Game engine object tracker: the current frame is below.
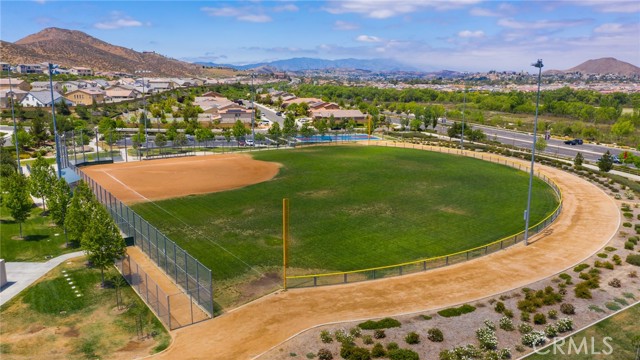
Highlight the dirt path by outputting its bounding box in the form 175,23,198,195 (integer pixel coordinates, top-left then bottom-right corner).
81,154,280,204
150,147,619,360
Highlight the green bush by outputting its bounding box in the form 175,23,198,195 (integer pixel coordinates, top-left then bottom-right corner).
371,343,386,358
388,349,419,360
558,273,572,282
573,264,589,272
626,254,640,266
340,345,370,360
427,328,444,342
499,316,514,331
548,309,558,320
623,212,633,219
420,315,432,320
358,318,401,330
518,323,533,334
604,246,617,252
386,342,399,351
597,253,608,258
575,283,592,299
623,222,632,228
533,313,547,325
373,329,386,339
608,278,621,288
317,349,333,360
404,332,420,345
350,327,362,338
625,241,635,250
437,304,476,318
320,330,333,343
545,324,558,338
630,236,639,245
494,301,506,313
503,309,514,318
613,254,622,265
362,335,374,345
521,311,531,322
594,260,614,270
605,302,621,311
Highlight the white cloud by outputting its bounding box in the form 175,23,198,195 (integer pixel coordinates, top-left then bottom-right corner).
594,23,626,33
94,13,144,30
334,20,359,30
324,0,480,19
274,4,299,12
469,7,499,17
356,35,382,42
201,6,272,22
579,1,640,13
498,18,591,30
458,30,485,38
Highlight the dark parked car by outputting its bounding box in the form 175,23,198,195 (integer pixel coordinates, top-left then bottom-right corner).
564,139,583,145
276,111,282,116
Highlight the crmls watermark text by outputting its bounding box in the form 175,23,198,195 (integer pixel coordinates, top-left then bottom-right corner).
534,337,614,356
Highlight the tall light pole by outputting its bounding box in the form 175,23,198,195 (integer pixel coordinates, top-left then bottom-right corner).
48,63,62,179
136,70,151,157
7,70,22,174
524,59,544,246
250,73,256,142
460,85,467,149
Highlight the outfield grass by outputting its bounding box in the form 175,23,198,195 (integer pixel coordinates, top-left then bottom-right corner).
132,146,559,281
0,205,78,261
525,303,640,359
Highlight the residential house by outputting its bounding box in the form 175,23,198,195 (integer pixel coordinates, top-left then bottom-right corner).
20,90,72,107
64,88,106,106
69,67,93,76
0,63,10,72
282,97,320,108
310,109,366,123
58,81,80,93
105,85,141,102
309,101,340,111
30,81,64,93
0,89,28,108
193,94,252,127
16,64,44,74
0,78,31,91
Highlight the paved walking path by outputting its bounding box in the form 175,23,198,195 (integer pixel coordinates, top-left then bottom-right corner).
0,251,85,306
150,146,620,360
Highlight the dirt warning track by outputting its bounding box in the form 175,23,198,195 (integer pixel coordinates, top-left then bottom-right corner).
81,154,280,204
144,150,618,360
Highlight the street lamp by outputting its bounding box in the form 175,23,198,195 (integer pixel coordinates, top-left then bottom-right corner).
136,70,151,157
7,70,22,174
250,73,256,143
460,85,467,149
48,63,62,179
524,59,544,246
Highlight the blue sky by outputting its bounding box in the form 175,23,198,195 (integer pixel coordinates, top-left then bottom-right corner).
1,0,639,72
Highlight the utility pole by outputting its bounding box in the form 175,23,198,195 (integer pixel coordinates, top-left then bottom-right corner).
7,70,22,174
524,59,544,246
460,85,466,149
48,63,62,178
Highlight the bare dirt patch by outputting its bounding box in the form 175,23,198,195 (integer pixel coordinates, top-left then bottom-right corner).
81,154,280,204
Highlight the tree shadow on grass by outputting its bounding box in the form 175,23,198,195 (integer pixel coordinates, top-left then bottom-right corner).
23,235,49,242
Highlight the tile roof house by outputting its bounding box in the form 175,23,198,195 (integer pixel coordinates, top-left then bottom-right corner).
310,109,367,123
105,85,141,102
0,89,28,108
30,81,64,93
0,78,31,91
193,95,253,127
20,90,72,107
64,88,106,106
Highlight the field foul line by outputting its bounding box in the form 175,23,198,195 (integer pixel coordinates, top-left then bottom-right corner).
99,170,264,277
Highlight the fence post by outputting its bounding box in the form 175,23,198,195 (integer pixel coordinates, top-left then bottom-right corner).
167,296,171,330
190,293,194,324
185,252,189,292
145,273,149,302
343,273,347,283
174,243,178,282
196,264,200,306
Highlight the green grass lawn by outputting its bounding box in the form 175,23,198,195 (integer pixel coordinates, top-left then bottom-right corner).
132,146,559,281
525,303,640,360
0,205,78,261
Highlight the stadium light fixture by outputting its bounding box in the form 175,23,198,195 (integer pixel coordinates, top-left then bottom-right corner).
48,63,62,178
524,59,544,246
7,71,22,174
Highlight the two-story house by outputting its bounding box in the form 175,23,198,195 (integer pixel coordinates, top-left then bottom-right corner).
64,88,106,106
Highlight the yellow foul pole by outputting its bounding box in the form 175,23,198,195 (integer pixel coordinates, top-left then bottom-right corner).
282,198,289,290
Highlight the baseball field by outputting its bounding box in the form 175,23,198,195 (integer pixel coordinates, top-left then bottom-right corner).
83,145,559,286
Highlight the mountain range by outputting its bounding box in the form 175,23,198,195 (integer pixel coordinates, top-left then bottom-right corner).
197,57,419,72
1,27,638,77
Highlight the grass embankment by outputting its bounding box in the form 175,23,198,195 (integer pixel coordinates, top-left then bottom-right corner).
0,257,170,359
525,303,640,360
132,146,559,281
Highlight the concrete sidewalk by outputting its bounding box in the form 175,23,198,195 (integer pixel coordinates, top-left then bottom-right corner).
0,251,85,306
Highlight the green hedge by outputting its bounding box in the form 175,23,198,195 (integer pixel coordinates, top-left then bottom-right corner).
437,304,476,318
358,317,402,330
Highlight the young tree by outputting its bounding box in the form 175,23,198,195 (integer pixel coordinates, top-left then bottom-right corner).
282,114,297,139
267,122,282,147
30,111,49,146
49,177,72,246
29,155,55,211
300,122,315,138
195,127,214,146
82,204,126,286
154,133,167,148
174,132,188,147
5,173,32,238
65,181,96,246
534,137,548,153
597,150,614,172
574,152,584,168
232,120,248,146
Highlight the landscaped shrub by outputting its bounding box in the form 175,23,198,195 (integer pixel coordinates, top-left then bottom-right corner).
630,236,639,245
575,283,593,299
623,222,632,228
476,327,498,350
545,324,558,338
623,212,633,219
388,348,419,360
629,270,638,278
626,254,640,266
427,328,444,342
503,309,514,319
589,305,605,313
518,323,533,334
614,297,629,306
386,342,399,351
499,316,514,331
605,302,621,311
560,303,575,315
484,319,496,331
340,345,370,360
594,260,614,270
521,311,531,322
605,246,617,252
349,327,362,338
494,301,506,313
439,345,482,360
420,315,432,320
533,313,547,325
597,253,608,258
405,332,420,345
317,348,333,360
358,318,401,330
371,343,386,358
437,304,476,318
373,329,386,339
613,255,622,265
574,264,590,272
334,329,355,345
558,273,572,282
522,331,547,347
362,335,374,345
556,318,573,333
608,278,622,288
320,330,333,343
548,309,558,320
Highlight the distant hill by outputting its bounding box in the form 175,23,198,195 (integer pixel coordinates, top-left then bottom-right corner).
544,57,640,76
0,27,207,77
197,57,418,72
